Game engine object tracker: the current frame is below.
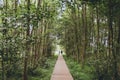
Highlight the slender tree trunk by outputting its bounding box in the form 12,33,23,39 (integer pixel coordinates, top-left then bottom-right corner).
1,0,8,79
117,18,120,54
1,35,5,80
81,2,87,66
23,0,30,80
108,0,118,79
96,5,100,58
114,17,120,80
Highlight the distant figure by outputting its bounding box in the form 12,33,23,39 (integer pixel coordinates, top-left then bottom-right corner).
61,50,63,55
59,50,63,55
59,51,61,55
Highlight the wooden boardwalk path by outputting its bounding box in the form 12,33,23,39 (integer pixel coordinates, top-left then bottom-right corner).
51,55,73,80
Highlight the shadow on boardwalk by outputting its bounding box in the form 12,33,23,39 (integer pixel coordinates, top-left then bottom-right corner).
51,55,73,80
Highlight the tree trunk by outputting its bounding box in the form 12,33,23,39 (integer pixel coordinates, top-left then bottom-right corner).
23,0,30,80
81,2,87,66
108,0,118,79
96,5,100,58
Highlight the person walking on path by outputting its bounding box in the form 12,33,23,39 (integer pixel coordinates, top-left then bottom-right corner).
61,50,63,55
59,50,63,55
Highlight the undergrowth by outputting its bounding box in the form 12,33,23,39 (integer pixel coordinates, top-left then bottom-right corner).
0,55,57,80
64,56,96,80
29,56,57,80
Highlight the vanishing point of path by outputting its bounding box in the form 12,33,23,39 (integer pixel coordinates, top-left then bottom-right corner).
51,55,73,80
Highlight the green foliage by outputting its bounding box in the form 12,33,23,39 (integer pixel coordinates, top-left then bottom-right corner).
0,0,120,80
0,0,59,80
28,56,57,80
65,56,95,80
